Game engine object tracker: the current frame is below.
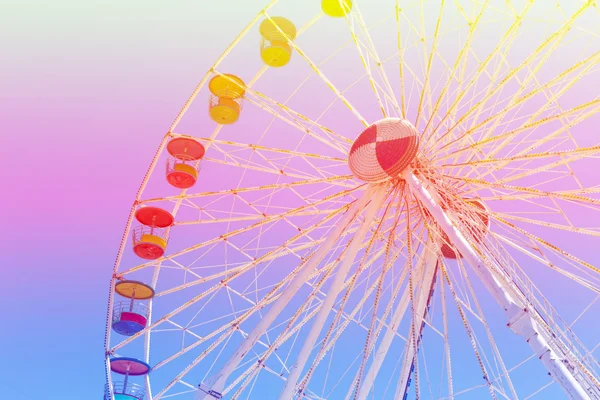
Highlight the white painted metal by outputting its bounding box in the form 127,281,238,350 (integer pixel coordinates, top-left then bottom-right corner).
144,264,162,400
354,241,438,400
440,268,454,399
105,354,115,400
404,171,593,400
196,185,380,400
393,248,438,400
278,185,388,400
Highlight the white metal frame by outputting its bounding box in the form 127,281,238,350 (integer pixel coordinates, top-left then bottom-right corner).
354,240,439,400
404,171,596,400
196,185,385,399
102,0,600,398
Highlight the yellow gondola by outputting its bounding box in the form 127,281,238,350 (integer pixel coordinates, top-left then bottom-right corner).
208,74,246,124
259,16,297,68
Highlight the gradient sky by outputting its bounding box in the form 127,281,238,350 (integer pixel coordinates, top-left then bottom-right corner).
1,1,260,398
2,1,599,399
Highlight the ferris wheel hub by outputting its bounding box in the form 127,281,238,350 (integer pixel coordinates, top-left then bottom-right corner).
348,118,419,183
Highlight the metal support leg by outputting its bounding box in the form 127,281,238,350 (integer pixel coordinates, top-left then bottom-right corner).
354,241,438,400
404,171,591,400
393,259,438,399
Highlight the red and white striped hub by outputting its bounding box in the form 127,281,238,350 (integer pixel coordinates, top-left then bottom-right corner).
348,118,420,182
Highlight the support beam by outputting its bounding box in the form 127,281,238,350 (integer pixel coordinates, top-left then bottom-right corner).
144,264,162,400
353,242,438,400
394,258,438,399
279,185,389,400
196,185,381,400
404,171,595,400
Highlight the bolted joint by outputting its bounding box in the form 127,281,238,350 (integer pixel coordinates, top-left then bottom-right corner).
505,303,536,339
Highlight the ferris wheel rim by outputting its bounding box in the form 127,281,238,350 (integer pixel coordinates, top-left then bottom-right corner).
104,1,600,399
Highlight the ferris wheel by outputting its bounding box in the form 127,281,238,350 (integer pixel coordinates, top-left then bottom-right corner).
103,0,600,399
